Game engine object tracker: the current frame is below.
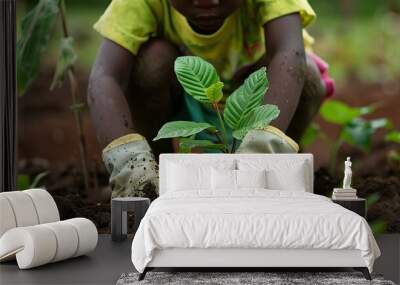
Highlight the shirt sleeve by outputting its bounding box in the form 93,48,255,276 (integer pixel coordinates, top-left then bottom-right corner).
93,0,159,55
255,0,316,27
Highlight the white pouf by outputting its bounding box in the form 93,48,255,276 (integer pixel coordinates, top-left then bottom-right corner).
0,196,17,237
0,218,98,269
0,189,98,269
1,191,40,227
24,188,60,223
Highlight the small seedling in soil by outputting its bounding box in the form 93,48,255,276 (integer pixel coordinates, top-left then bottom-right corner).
301,100,398,235
301,100,392,175
385,130,400,167
153,56,279,152
17,0,94,198
17,171,48,191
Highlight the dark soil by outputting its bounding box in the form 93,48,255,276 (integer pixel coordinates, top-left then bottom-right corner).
16,68,400,233
19,142,400,234
18,159,113,233
314,143,400,233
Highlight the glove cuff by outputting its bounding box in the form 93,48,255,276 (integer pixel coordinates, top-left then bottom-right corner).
103,133,146,154
256,126,299,153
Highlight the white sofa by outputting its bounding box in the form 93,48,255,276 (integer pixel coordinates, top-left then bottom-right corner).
132,154,380,280
0,189,98,269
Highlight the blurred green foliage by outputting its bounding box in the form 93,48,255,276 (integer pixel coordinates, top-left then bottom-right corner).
16,0,400,86
309,0,400,85
17,0,60,94
302,100,392,174
17,171,48,190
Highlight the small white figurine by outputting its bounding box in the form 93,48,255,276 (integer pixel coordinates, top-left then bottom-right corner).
343,157,352,189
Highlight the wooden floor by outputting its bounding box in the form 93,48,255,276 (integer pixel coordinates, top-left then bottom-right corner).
0,234,398,285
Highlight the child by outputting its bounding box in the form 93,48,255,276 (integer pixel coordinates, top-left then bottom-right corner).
88,0,334,198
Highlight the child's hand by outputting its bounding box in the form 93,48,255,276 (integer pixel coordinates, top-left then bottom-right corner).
236,126,299,153
102,134,159,199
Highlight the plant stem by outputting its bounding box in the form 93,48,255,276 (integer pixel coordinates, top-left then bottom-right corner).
230,138,237,153
213,103,228,151
213,131,224,145
329,136,344,176
59,0,90,195
206,129,226,153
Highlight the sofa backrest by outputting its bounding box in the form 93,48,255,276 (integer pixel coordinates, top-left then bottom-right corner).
159,154,314,195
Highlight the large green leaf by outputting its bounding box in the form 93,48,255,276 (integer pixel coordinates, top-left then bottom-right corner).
233,104,280,139
174,56,219,103
50,37,77,90
224,67,268,130
320,100,373,125
153,121,216,141
179,138,225,153
341,118,389,151
17,0,60,94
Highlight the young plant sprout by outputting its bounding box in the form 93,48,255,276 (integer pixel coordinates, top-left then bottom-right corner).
301,100,392,174
153,56,280,153
17,0,92,196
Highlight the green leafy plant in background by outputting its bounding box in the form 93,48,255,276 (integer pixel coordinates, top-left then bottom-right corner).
366,192,387,236
385,130,400,166
301,100,392,175
154,56,279,153
17,172,48,191
17,0,90,194
300,100,395,236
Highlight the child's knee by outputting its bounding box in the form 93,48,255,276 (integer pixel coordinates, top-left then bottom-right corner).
132,38,180,89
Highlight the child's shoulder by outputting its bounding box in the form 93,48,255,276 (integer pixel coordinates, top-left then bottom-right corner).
246,0,316,28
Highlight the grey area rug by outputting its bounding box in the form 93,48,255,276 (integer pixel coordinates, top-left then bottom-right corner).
116,272,395,285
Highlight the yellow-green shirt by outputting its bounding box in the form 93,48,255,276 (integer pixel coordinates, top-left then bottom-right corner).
94,0,316,86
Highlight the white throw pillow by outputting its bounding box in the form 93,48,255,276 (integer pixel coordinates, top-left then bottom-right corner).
168,163,211,191
265,166,307,191
236,169,267,189
212,168,237,190
237,159,308,191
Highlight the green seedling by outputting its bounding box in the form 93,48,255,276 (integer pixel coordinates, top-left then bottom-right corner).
17,171,48,191
301,100,391,174
154,56,279,153
385,130,400,165
17,0,90,194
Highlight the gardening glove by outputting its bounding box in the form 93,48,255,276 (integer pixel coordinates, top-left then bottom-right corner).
102,134,158,200
236,126,299,154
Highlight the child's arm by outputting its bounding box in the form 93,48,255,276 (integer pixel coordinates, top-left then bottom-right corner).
88,39,159,198
88,39,136,148
262,13,306,131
